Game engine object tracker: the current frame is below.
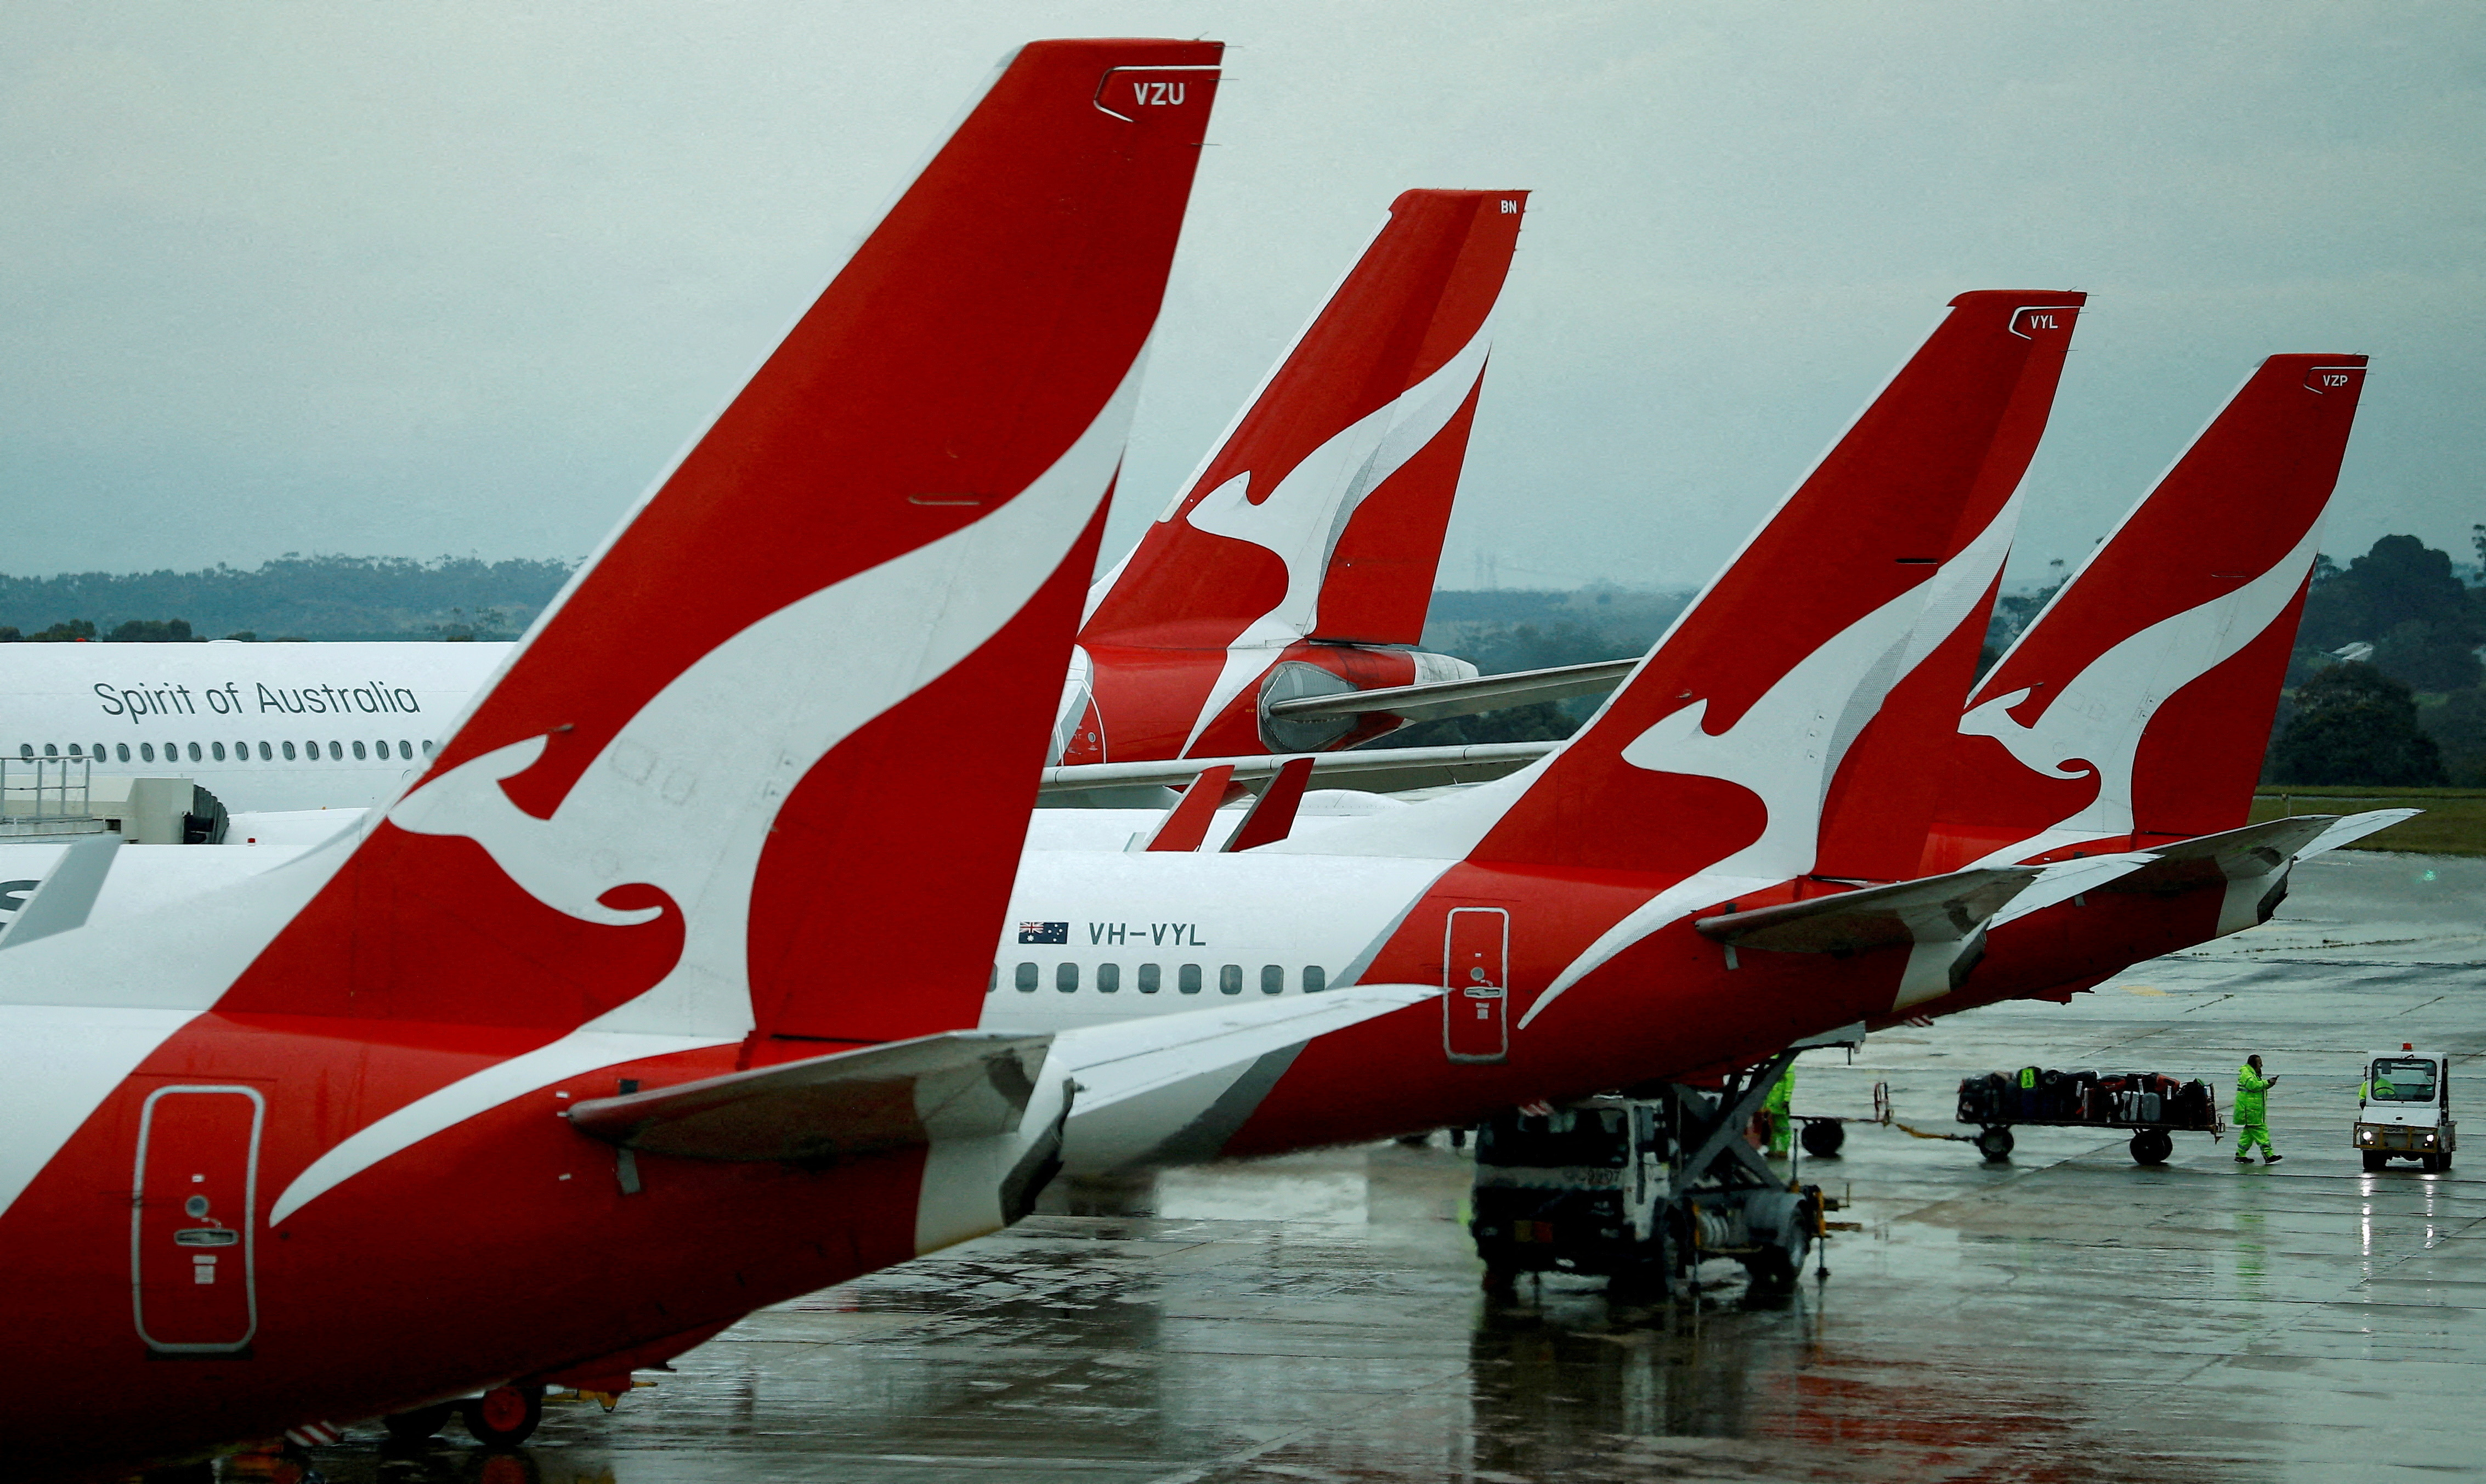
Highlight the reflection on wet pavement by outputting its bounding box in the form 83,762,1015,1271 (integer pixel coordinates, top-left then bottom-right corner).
304,851,2482,1483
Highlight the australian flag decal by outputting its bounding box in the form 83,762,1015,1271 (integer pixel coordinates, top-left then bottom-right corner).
1017,921,1069,945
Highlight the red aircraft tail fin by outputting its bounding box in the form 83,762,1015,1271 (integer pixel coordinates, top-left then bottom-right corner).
1373,293,2081,883
1082,189,1528,651
1933,354,2369,866
218,39,1223,1047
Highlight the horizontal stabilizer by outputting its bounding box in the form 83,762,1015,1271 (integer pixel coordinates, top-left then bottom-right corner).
1040,740,1551,801
1222,756,1316,851
1697,852,2152,1011
2296,808,2422,860
1142,764,1235,851
1983,852,2164,928
1697,852,2159,954
1056,983,1441,1173
2094,814,2338,896
1697,869,2040,954
0,835,119,950
565,1030,1050,1163
1262,657,1635,724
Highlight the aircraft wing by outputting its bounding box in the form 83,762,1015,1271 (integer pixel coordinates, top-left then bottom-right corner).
1696,854,2157,953
564,1030,1051,1162
1054,982,1443,1173
1038,741,1553,801
2094,814,2340,895
1057,983,1441,1108
1985,852,2170,927
1261,657,1636,725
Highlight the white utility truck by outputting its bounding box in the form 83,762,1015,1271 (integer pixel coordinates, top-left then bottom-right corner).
2355,1046,2455,1173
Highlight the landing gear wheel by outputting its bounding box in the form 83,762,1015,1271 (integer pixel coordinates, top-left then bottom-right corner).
1741,1245,1798,1289
2363,1150,2388,1172
2128,1129,2173,1165
383,1403,456,1442
1975,1126,2014,1162
461,1386,543,1448
1800,1119,1845,1158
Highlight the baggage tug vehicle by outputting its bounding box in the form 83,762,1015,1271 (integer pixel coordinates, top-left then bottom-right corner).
2357,1045,2456,1173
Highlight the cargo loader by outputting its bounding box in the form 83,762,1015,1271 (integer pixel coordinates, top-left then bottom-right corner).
1469,1041,1849,1300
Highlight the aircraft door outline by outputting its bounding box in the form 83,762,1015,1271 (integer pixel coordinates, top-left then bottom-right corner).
131,1084,265,1355
1443,907,1510,1063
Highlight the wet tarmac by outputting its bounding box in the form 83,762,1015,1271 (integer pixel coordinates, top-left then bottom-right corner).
299,849,2482,1483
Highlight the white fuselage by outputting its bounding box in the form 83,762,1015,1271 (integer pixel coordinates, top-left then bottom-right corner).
2,642,511,812
0,800,1468,1043
979,844,1453,1034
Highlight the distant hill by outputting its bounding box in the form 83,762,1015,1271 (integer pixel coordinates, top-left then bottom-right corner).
1421,586,1693,664
0,554,576,641
1378,586,1696,749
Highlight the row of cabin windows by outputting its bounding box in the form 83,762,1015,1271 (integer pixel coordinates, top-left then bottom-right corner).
996,961,1327,996
19,739,435,764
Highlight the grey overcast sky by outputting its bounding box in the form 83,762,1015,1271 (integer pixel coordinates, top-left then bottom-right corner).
3,3,2480,592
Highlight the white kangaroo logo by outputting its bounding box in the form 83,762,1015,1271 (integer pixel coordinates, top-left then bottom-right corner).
271,366,1143,1226
1525,496,2021,1023
1171,316,1495,752
1957,522,2320,860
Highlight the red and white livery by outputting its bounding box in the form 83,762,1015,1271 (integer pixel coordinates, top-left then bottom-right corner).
0,39,1228,1471
1066,189,1531,762
1895,352,2398,1022
988,293,2100,1168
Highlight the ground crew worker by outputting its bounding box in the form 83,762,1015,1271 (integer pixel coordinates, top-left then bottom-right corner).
2235,1055,2282,1164
1760,1063,1796,1159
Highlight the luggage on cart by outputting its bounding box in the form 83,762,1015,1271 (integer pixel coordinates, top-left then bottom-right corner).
1959,1072,2008,1123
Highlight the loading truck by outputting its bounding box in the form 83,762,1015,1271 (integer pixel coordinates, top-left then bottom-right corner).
2355,1045,2455,1172
1468,1049,1829,1298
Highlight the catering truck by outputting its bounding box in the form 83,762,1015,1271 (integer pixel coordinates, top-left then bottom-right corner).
2355,1046,2455,1173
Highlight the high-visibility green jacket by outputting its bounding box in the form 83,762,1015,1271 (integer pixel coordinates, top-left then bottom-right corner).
2235,1065,2270,1123
1765,1067,1795,1115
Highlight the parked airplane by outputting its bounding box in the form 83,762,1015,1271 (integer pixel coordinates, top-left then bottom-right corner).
1884,352,2407,1022
978,291,2104,1168
0,38,1284,1471
2,191,1528,816
3,641,504,811
1008,352,2408,1147
12,293,2106,1208
1066,187,1526,762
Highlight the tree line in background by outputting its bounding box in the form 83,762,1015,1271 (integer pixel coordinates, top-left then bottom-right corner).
8,530,2479,788
0,554,572,643
1389,526,2486,789
2267,529,2486,787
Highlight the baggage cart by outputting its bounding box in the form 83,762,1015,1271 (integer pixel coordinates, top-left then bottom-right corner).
1955,1066,2223,1165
